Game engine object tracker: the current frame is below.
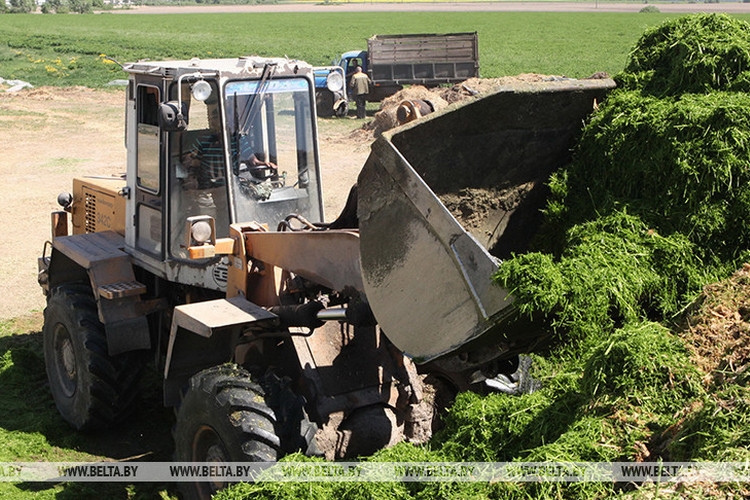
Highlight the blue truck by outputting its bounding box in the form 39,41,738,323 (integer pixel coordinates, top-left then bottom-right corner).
315,32,480,117
346,32,480,101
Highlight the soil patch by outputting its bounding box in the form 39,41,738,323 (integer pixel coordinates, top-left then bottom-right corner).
365,73,571,137
684,263,750,386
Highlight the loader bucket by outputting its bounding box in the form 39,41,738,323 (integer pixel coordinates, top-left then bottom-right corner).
357,77,616,363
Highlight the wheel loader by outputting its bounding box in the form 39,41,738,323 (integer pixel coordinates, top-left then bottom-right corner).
37,55,614,499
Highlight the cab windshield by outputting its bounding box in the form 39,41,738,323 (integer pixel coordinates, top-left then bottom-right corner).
225,78,322,227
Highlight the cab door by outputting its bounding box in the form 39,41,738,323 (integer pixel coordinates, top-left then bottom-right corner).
134,84,164,258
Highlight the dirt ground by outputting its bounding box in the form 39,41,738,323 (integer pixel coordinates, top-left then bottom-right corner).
0,86,371,320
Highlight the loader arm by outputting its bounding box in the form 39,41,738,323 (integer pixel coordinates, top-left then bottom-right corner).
226,224,365,306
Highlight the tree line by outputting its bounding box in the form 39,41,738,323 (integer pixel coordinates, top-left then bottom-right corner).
1,0,107,14
1,0,277,14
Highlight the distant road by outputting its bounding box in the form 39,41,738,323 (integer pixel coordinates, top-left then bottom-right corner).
116,2,750,14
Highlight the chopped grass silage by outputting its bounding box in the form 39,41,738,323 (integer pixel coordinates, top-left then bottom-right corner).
511,12,750,368
664,385,750,463
496,211,711,345
580,322,703,414
439,323,702,462
618,13,750,96
544,14,750,265
545,90,750,263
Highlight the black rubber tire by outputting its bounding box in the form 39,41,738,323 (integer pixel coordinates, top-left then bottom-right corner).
173,364,281,500
315,89,335,118
42,283,144,431
335,101,349,118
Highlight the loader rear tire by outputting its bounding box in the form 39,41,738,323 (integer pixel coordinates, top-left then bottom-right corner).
174,364,318,500
42,283,144,431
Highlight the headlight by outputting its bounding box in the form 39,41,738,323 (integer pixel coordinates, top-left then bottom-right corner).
191,220,213,244
326,71,344,92
191,80,212,102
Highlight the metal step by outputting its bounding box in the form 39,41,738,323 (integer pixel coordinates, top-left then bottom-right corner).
98,280,147,300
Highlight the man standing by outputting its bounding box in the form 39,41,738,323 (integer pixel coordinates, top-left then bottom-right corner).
349,66,370,119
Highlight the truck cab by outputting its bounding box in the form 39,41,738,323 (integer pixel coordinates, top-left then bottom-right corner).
336,50,368,77
335,49,399,102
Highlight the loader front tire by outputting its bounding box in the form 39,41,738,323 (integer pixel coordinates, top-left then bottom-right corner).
43,284,143,431
174,364,315,500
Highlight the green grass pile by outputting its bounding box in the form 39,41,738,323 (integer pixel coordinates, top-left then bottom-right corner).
546,90,750,263
547,14,750,264
496,211,708,343
618,13,750,96
482,12,750,497
524,15,750,340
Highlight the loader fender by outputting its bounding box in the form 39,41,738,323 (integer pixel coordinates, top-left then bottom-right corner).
162,296,279,407
45,230,151,355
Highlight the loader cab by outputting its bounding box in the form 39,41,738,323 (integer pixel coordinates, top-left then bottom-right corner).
124,58,324,290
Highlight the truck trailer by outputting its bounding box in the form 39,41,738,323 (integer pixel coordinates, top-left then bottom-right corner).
334,32,480,102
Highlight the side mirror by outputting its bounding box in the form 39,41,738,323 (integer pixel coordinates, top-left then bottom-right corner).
158,101,188,132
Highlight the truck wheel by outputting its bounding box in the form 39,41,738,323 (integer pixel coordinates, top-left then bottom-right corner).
315,89,334,118
174,364,317,500
335,101,349,118
42,284,144,431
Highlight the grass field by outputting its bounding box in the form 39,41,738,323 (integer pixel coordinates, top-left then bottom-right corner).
0,11,726,87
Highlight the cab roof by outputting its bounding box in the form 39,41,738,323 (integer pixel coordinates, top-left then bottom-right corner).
124,56,313,80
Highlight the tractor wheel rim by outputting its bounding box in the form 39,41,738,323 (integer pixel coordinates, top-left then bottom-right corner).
192,425,228,497
53,324,77,398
